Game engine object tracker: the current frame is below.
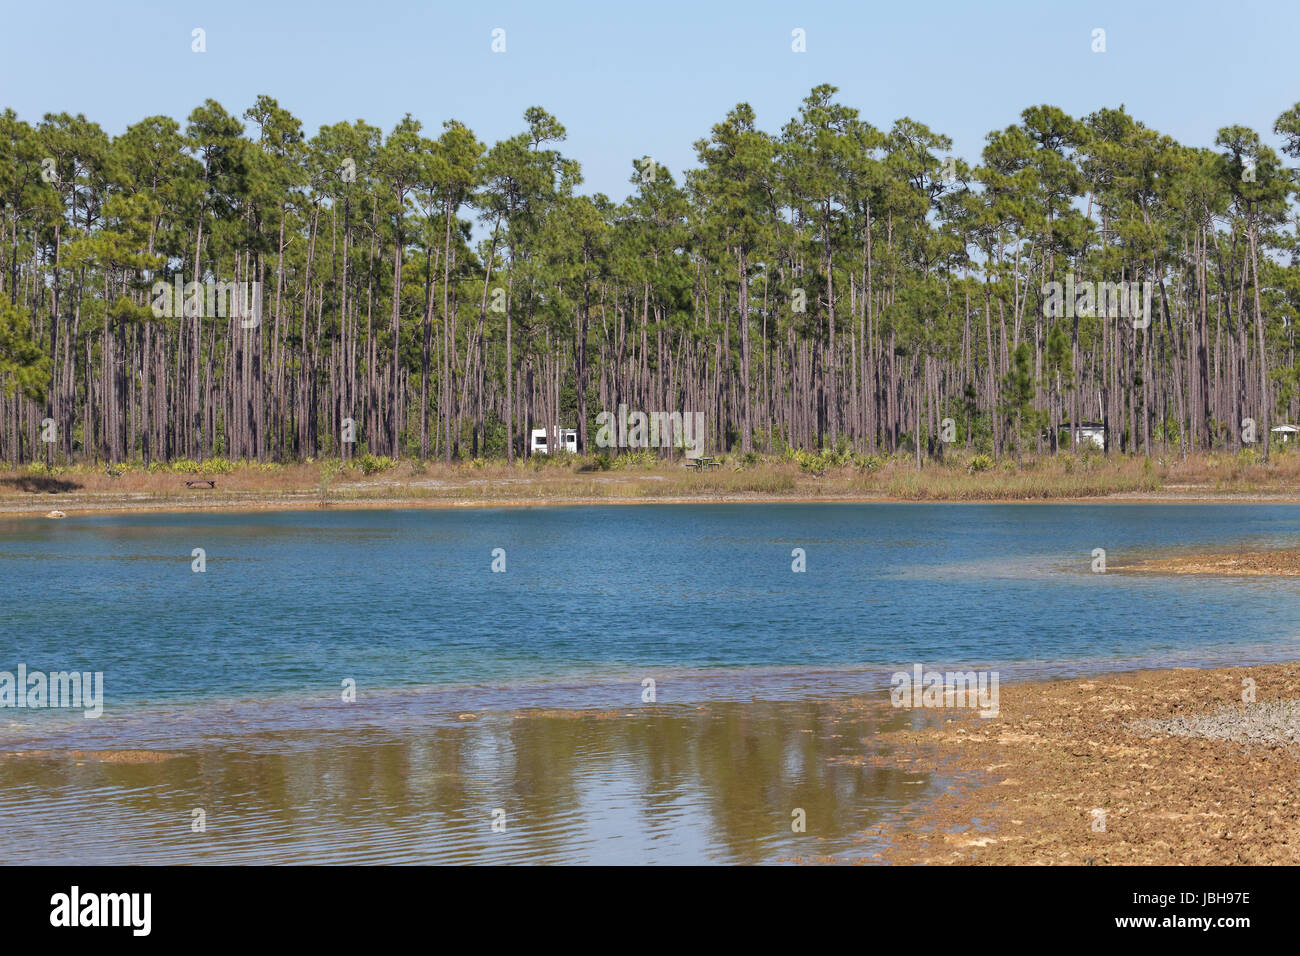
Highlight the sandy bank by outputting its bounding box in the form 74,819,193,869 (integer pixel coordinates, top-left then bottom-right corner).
1116,550,1300,576
868,662,1300,864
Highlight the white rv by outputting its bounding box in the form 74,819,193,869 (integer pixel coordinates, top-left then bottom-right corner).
530,427,578,455
1061,421,1106,449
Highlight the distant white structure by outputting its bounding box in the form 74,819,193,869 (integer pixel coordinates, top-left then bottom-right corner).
1064,421,1105,449
1271,424,1299,443
530,427,577,455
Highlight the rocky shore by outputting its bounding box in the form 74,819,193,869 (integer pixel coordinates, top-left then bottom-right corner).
867,663,1300,865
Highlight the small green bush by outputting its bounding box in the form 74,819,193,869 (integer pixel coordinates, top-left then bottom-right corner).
203,458,237,475
611,450,658,469
354,453,395,476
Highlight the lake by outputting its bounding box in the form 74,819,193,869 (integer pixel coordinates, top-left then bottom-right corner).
1,503,1298,862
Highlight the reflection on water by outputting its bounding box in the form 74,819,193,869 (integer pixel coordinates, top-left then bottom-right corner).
0,694,938,864
6,502,1300,863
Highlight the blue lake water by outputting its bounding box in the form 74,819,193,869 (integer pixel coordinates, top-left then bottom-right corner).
2,503,1299,720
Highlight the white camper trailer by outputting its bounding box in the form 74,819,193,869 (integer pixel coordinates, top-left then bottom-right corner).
530,428,578,455
1061,421,1106,449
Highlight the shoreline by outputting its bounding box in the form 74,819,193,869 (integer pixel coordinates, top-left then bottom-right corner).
8,488,1300,519
869,661,1300,865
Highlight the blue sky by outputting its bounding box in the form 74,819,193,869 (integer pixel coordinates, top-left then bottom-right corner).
1,0,1297,200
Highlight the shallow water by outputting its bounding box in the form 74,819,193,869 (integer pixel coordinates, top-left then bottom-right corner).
0,695,942,864
1,503,1298,863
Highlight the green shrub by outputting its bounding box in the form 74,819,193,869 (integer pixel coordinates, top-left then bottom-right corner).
202,457,237,475
611,450,658,469
794,449,838,475
354,453,395,476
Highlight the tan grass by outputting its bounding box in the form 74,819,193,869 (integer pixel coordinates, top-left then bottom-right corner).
4,449,1300,515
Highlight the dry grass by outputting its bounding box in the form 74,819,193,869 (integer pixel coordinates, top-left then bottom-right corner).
0,462,322,496
1161,447,1300,490
3,448,1300,515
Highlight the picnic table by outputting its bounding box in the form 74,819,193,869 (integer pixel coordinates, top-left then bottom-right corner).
185,479,216,489
686,456,720,471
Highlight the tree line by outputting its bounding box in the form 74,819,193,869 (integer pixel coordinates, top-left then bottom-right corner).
2,86,1299,466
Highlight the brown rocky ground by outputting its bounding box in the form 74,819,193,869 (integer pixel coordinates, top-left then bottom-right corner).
1116,550,1300,576
862,663,1300,864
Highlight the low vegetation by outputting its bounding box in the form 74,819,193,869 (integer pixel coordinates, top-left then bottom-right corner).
5,447,1300,513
